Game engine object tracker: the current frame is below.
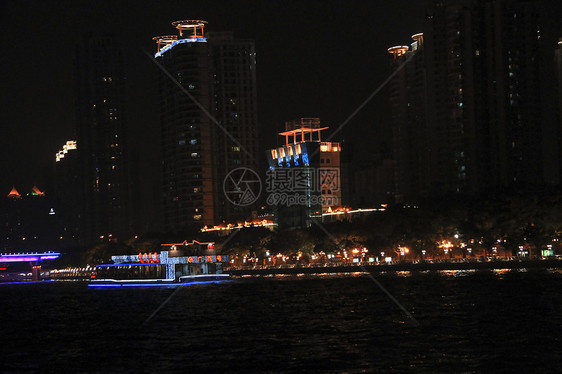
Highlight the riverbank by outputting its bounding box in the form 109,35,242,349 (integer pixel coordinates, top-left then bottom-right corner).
227,258,562,276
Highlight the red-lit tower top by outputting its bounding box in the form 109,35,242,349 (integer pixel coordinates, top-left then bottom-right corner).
152,35,178,52
171,20,208,37
278,118,329,145
388,45,410,59
153,20,208,53
411,33,423,46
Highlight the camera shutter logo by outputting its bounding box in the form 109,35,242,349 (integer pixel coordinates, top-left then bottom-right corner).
223,167,262,206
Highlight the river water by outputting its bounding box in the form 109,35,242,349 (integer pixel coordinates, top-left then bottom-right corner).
1,269,561,373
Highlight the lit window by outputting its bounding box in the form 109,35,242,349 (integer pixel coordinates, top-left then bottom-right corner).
193,214,202,220
190,139,197,145
191,152,199,158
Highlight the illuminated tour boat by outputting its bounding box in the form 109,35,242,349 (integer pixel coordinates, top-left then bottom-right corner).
89,240,230,287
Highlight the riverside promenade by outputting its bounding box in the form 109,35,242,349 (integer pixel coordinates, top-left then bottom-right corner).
227,258,562,276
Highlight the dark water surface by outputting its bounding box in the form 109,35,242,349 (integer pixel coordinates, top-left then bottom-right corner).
1,269,561,373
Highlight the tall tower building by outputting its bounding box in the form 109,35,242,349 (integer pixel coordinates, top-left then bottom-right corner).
153,20,259,233
388,35,429,201
556,38,562,177
389,0,545,200
266,118,341,230
75,35,131,244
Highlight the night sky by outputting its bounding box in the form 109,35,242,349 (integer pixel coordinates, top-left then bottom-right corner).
0,0,558,194
0,0,427,193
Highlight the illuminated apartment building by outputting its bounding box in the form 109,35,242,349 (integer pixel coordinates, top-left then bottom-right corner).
75,35,131,244
266,118,341,230
153,20,259,233
389,0,545,199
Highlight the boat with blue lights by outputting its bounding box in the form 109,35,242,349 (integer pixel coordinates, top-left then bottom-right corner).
89,240,231,287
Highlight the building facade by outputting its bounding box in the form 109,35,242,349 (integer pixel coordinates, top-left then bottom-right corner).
75,35,131,244
389,0,547,200
266,118,341,230
153,20,259,233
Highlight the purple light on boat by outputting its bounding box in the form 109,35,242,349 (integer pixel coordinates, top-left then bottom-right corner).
88,280,230,288
39,255,61,260
0,252,61,263
0,256,40,262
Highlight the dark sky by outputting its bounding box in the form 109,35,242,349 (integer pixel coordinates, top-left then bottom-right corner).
0,0,426,193
1,0,559,194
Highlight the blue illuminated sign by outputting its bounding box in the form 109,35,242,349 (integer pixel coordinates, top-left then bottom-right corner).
88,280,230,288
0,252,61,263
97,263,157,268
155,38,207,57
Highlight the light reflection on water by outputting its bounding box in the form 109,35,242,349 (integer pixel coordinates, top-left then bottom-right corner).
438,269,476,277
1,270,560,372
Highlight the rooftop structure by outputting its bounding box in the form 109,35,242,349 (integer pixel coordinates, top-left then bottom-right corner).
55,140,77,163
7,187,21,199
266,119,342,229
153,20,259,231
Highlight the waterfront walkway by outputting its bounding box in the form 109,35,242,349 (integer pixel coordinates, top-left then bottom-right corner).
227,258,562,276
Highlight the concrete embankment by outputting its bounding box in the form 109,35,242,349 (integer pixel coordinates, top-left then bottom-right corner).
228,258,562,276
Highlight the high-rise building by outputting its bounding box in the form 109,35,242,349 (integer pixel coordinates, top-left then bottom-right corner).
388,0,546,200
54,140,82,248
266,118,341,230
556,38,562,177
75,35,131,244
153,20,259,233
